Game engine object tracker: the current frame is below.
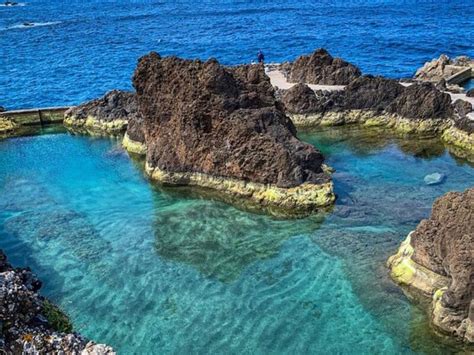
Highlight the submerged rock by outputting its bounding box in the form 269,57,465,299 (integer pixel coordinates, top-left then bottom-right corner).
387,188,473,344
132,52,334,213
423,172,445,185
287,48,361,85
0,250,114,354
64,90,138,135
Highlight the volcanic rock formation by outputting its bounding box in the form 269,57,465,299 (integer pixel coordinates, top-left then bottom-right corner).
64,90,138,135
281,75,474,153
387,188,473,344
286,48,361,85
415,54,474,83
132,52,334,213
0,250,114,354
282,76,453,131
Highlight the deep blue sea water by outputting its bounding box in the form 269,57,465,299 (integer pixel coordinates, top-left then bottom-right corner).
1,0,474,109
0,127,473,354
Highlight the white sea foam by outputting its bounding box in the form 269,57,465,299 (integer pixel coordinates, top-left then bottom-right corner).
6,21,61,30
0,2,27,6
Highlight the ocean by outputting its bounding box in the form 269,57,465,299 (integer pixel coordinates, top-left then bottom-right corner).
1,0,474,109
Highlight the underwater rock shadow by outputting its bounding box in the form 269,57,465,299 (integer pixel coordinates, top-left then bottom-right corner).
150,190,327,283
299,125,447,160
0,178,116,286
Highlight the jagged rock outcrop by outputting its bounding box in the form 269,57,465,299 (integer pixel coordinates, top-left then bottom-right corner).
414,54,474,83
386,82,454,120
132,52,334,214
281,83,327,114
281,76,474,153
286,48,361,85
453,99,473,118
64,90,138,135
122,110,146,155
0,250,114,354
282,76,454,132
387,188,473,343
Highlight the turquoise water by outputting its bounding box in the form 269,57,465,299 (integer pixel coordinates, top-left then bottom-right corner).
0,127,473,354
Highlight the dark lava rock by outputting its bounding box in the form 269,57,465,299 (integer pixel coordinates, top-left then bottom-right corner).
410,188,473,342
466,88,474,98
0,250,114,354
281,83,327,114
133,52,329,188
453,116,474,134
387,82,454,120
288,48,361,85
283,76,455,122
125,109,145,144
65,90,138,123
335,76,405,112
453,99,473,118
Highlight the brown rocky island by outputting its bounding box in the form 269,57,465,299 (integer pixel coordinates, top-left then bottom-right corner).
131,52,335,214
388,188,473,344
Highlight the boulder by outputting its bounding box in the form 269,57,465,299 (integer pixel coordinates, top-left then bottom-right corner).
386,82,454,120
388,188,473,343
414,54,451,82
423,172,445,185
64,90,138,134
453,99,473,118
287,48,361,85
335,76,405,112
281,83,326,114
132,52,334,213
466,88,474,98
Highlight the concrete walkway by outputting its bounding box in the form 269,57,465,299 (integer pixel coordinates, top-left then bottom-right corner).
267,68,474,120
266,68,344,91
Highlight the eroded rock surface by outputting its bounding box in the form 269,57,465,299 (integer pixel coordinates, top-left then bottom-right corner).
415,54,474,82
388,188,473,343
132,52,334,212
0,250,114,354
64,90,138,134
282,76,454,131
286,48,361,85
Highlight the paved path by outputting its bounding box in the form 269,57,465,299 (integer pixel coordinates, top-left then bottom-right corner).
266,68,344,91
267,68,474,120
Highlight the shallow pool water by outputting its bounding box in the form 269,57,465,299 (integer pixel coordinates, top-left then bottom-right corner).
0,127,473,354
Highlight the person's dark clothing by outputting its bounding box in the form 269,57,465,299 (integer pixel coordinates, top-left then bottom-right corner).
257,51,265,63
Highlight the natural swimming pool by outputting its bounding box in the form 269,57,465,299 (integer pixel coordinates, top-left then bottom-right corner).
0,126,473,354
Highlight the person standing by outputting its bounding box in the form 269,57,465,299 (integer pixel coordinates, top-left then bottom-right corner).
257,50,265,63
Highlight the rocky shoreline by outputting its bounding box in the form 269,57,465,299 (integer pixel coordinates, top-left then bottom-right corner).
388,188,473,344
276,51,474,153
0,250,114,354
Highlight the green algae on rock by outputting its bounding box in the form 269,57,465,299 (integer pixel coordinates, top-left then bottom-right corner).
387,188,474,344
281,76,474,155
122,132,147,155
63,90,136,135
0,117,17,137
146,163,335,215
